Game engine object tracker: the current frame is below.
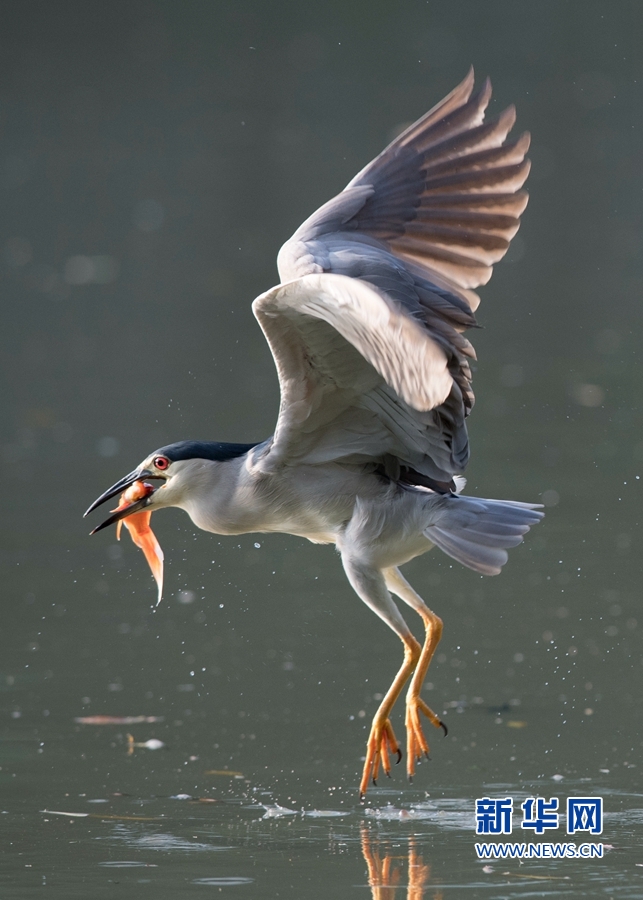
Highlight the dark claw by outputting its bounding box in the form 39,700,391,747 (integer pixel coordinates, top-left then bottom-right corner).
359,792,366,802
395,748,403,765
440,720,448,737
424,751,430,760
386,770,391,779
408,775,413,784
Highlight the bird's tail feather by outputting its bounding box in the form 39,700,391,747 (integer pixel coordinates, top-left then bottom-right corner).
425,495,544,576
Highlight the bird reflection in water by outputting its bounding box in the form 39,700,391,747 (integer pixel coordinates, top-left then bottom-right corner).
360,828,442,900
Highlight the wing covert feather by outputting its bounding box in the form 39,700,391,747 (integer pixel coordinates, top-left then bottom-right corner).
253,274,453,470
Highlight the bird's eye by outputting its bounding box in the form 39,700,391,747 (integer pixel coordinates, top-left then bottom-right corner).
154,456,170,471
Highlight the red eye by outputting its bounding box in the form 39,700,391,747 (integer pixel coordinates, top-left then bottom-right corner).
154,455,170,471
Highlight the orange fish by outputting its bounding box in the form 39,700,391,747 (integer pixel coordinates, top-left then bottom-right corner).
112,481,164,605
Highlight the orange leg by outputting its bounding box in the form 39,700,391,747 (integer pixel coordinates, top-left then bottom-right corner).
359,634,421,798
405,607,444,778
383,567,446,781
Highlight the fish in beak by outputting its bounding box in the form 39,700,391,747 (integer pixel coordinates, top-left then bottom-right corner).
84,468,156,519
85,473,164,606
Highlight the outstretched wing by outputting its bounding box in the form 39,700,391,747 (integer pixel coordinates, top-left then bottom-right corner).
255,71,529,484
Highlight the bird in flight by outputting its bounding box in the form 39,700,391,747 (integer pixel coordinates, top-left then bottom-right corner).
85,70,542,798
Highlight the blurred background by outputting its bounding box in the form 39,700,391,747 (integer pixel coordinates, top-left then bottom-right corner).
2,1,643,896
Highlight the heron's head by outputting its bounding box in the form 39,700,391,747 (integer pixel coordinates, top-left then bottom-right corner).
84,440,258,533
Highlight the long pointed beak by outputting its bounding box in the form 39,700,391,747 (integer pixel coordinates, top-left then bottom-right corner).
89,492,154,535
84,469,154,518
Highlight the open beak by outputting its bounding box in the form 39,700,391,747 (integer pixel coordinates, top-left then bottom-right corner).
84,469,164,533
84,469,153,517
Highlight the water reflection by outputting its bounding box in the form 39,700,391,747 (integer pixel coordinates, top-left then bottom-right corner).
361,828,441,900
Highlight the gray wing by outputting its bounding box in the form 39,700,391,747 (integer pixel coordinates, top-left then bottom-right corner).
259,70,529,484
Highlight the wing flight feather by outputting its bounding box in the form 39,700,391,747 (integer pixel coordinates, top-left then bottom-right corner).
257,71,529,484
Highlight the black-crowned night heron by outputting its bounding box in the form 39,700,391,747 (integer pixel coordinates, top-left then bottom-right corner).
85,70,543,797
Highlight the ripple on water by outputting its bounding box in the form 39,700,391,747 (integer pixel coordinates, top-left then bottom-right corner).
106,824,230,852
365,798,475,830
303,809,347,818
260,805,346,819
98,861,159,868
192,877,254,886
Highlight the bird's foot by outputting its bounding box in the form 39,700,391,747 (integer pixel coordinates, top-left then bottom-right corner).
405,695,447,780
359,717,402,799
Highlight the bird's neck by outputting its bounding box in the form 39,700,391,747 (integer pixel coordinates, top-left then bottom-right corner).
177,450,268,535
